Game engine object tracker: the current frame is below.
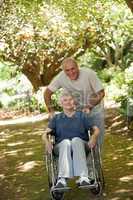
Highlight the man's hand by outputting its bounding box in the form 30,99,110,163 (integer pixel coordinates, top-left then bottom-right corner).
44,88,55,118
48,111,55,120
82,107,91,114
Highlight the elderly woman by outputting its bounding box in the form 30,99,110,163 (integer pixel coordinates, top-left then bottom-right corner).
42,93,99,189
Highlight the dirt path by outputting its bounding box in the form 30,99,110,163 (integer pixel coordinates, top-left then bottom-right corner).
105,107,132,136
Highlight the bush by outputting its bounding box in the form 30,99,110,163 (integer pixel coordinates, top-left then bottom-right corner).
112,71,125,88
0,62,19,80
98,68,114,83
8,96,38,112
114,65,133,116
0,101,3,108
51,90,63,111
115,95,127,116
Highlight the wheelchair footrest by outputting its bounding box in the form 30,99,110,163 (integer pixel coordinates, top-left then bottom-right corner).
51,186,71,192
78,182,98,189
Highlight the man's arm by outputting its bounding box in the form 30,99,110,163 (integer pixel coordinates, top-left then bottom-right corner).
88,89,105,109
44,88,55,117
83,89,105,113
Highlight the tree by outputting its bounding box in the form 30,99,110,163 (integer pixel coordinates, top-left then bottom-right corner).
0,0,132,91
86,2,132,69
0,0,96,90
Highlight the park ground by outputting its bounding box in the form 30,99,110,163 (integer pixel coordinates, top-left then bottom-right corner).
0,105,133,200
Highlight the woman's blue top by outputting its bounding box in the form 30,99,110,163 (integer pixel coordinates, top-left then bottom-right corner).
48,111,94,143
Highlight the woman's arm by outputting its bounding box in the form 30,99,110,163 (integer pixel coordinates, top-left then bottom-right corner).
42,127,53,153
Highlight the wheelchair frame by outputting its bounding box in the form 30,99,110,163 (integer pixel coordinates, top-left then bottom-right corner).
44,131,105,200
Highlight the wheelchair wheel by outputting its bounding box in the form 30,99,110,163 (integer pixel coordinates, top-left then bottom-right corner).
46,153,54,188
127,116,133,130
45,152,58,188
46,152,65,200
90,181,102,195
50,190,64,200
90,145,105,195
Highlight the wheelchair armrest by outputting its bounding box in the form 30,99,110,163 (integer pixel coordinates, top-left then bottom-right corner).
88,127,99,149
43,128,55,145
42,130,56,154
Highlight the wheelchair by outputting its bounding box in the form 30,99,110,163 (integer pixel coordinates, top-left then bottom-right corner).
127,97,133,130
44,131,105,200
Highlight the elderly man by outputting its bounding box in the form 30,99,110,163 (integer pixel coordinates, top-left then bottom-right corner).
44,57,105,147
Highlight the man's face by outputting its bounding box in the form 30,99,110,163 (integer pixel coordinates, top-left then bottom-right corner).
63,62,79,80
60,95,75,110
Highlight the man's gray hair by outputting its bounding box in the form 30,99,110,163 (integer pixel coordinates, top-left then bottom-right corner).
61,57,78,69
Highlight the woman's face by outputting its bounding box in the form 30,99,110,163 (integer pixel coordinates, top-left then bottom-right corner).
60,95,75,110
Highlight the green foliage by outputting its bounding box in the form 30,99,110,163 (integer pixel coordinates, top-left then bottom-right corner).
51,90,63,111
0,62,19,80
38,103,46,113
0,0,132,86
0,101,3,108
2,88,16,96
114,65,133,116
112,71,125,88
27,96,38,112
8,96,38,112
98,68,113,83
79,50,106,70
115,95,127,115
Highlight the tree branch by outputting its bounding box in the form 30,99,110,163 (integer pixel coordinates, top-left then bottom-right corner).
125,0,133,12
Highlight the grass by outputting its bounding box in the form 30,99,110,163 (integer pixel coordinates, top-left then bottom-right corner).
0,124,49,200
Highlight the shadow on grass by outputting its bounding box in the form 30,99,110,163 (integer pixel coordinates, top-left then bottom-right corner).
105,107,133,137
0,124,50,200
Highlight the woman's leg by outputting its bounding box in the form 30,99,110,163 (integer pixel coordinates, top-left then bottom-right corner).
71,137,88,177
56,139,73,178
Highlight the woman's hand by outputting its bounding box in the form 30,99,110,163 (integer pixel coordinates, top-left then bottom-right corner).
46,142,53,154
42,128,53,154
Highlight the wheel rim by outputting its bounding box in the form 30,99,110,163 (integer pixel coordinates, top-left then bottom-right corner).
51,190,64,200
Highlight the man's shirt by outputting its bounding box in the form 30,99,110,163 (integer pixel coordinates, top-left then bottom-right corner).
48,68,104,113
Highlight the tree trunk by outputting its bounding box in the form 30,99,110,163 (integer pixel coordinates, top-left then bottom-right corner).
125,0,133,12
22,62,43,91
